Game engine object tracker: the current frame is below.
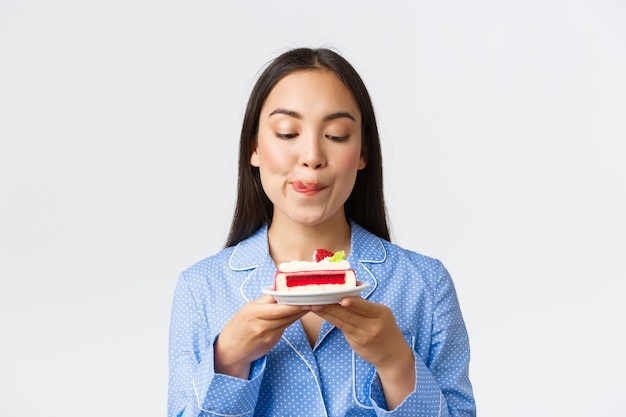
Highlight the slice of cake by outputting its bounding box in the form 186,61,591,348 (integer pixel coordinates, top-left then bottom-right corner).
274,249,357,292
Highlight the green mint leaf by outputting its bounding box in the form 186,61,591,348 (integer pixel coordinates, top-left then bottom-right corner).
329,250,345,262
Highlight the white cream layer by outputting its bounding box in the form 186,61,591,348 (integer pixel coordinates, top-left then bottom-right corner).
278,259,350,272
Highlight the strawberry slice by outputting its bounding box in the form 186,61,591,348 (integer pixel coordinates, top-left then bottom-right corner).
313,248,334,262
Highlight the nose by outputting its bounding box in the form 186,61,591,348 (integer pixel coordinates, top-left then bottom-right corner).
300,135,326,169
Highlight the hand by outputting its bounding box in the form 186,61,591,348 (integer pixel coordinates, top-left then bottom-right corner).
312,297,416,409
214,295,308,379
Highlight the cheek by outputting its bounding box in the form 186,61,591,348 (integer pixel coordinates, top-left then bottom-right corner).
337,146,365,172
257,139,289,173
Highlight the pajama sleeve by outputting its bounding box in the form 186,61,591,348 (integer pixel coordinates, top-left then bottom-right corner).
168,273,266,417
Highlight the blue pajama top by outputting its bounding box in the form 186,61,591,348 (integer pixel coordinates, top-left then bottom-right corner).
168,221,476,416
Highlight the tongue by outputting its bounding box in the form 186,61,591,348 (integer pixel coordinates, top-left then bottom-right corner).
293,181,313,190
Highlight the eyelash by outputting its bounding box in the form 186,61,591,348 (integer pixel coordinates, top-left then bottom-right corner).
275,133,349,142
326,135,349,142
276,133,298,139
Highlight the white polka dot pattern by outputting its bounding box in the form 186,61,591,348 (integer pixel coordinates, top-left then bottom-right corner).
168,221,476,416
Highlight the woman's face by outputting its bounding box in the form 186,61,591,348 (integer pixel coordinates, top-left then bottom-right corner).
251,69,366,228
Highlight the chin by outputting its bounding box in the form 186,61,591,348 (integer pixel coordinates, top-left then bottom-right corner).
290,211,345,228
280,210,329,227
275,204,345,228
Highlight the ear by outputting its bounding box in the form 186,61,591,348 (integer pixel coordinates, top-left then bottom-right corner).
358,154,366,170
358,143,367,170
250,147,260,167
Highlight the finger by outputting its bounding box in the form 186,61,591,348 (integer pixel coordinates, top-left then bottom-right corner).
258,307,308,326
239,312,306,339
254,294,279,304
236,300,307,332
313,299,387,331
253,295,306,314
256,296,313,318
338,297,384,318
315,298,377,321
313,305,363,332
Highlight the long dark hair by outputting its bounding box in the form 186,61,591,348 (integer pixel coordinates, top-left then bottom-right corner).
225,47,389,247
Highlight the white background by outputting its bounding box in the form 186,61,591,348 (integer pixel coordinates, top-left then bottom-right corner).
1,1,625,416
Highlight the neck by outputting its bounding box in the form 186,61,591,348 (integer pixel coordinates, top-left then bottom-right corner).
267,213,351,265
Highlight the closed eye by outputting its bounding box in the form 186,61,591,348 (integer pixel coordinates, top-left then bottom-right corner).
276,133,299,139
326,134,349,142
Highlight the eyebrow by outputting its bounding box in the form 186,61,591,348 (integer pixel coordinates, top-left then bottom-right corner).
268,108,356,122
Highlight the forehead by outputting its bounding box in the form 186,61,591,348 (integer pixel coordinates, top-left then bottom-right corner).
261,70,360,119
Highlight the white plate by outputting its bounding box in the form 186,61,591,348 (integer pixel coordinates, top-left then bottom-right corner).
262,282,370,305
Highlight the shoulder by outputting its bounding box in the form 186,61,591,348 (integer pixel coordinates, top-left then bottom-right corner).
179,245,237,286
383,240,446,276
183,246,236,273
180,224,269,284
352,221,445,275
